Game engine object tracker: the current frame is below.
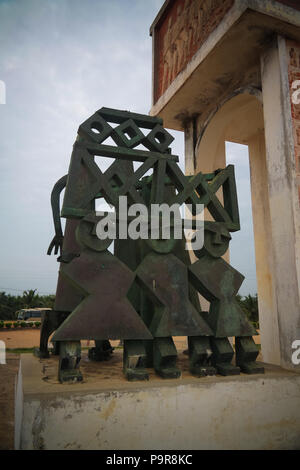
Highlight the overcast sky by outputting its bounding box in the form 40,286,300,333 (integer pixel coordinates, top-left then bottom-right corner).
0,0,256,298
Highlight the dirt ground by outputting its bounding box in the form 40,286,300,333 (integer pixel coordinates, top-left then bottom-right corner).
0,329,41,349
0,329,261,350
0,353,20,450
0,329,109,349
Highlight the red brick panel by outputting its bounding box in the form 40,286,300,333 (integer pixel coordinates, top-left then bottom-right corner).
287,41,300,182
287,40,300,205
153,0,234,103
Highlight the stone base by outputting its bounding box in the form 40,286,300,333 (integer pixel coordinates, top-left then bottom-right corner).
15,352,300,450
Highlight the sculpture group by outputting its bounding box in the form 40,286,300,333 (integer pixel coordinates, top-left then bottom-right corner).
37,107,264,382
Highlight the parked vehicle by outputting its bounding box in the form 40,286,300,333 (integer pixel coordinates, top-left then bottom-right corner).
16,308,52,322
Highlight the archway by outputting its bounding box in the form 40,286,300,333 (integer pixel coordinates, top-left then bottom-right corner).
195,91,280,365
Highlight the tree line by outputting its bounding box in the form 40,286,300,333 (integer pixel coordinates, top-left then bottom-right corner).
236,294,259,328
0,289,259,328
0,289,55,320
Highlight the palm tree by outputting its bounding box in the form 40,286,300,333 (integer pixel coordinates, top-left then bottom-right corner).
236,293,259,327
22,289,38,308
242,294,259,324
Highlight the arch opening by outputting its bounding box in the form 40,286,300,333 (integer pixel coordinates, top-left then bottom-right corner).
195,91,280,364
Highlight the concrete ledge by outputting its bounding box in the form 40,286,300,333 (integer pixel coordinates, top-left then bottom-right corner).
150,3,300,130
15,352,300,450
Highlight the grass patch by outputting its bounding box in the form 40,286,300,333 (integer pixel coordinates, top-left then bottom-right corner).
7,347,36,354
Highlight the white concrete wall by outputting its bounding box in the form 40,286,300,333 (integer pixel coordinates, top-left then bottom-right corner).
191,65,300,370
193,93,271,351
18,355,300,450
248,131,281,366
261,36,300,370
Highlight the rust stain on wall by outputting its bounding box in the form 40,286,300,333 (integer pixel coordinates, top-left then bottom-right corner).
101,398,117,421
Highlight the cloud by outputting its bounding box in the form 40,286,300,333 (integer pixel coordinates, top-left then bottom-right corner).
0,0,255,297
0,0,166,294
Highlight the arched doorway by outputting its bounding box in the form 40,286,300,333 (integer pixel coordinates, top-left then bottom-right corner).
195,90,280,365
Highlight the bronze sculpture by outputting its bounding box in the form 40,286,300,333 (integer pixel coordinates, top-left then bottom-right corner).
37,107,263,382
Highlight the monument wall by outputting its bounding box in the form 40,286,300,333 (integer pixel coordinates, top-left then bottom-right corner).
153,0,234,102
287,39,300,204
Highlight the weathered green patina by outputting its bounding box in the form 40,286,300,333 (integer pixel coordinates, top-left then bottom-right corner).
38,107,263,382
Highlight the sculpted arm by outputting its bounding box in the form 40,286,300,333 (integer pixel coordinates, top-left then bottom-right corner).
47,174,68,255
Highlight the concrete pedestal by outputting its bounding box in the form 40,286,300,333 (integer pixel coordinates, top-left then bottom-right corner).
15,351,300,450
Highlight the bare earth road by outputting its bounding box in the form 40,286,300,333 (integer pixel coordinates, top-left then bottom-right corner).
0,353,20,450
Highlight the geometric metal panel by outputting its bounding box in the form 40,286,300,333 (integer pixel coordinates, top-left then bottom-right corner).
52,250,152,341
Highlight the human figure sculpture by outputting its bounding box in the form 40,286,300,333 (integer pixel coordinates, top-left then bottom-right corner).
41,107,264,382
189,222,264,375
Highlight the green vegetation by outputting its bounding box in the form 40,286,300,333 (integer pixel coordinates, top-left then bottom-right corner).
6,348,35,354
236,294,259,329
0,289,259,329
0,289,54,321
0,320,42,329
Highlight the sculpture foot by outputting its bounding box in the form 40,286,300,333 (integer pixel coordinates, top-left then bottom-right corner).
125,368,149,381
235,336,264,374
123,339,149,381
153,337,181,379
216,362,240,376
210,337,240,375
190,365,216,377
58,341,82,384
188,336,215,377
156,366,181,379
59,369,83,383
239,361,264,374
